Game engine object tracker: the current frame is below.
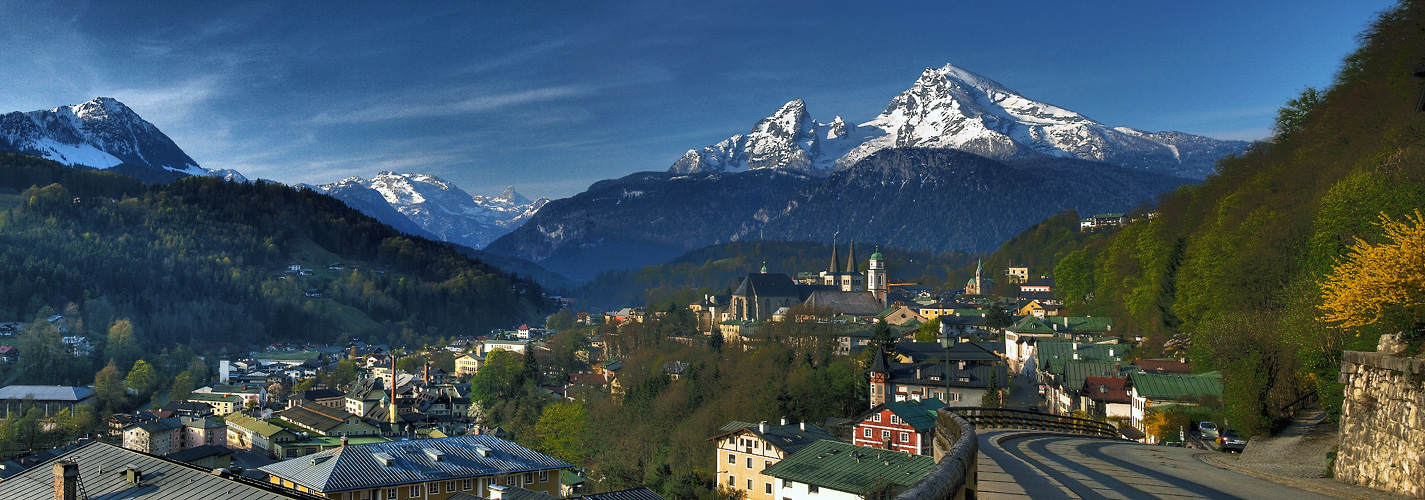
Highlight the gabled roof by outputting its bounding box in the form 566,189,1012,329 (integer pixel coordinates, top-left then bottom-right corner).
1132,359,1194,374
886,362,1005,390
760,440,934,495
258,435,572,493
803,291,884,316
733,273,800,298
857,399,945,432
165,444,235,463
895,341,1001,363
710,422,839,455
575,487,666,500
0,441,320,499
1008,316,1113,335
1129,371,1223,400
0,385,93,402
226,413,292,438
279,403,360,433
1060,362,1125,393
133,417,183,434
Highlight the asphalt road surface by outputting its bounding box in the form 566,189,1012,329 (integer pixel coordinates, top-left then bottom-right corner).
979,433,1343,500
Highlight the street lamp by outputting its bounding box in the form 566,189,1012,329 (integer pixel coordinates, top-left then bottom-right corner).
938,320,957,403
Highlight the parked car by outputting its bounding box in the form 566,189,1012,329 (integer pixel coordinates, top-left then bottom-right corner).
1197,421,1219,440
1219,429,1247,452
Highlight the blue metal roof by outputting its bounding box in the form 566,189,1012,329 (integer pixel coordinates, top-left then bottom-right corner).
259,435,572,493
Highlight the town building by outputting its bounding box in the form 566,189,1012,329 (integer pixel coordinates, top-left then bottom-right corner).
1003,316,1114,373
868,346,1006,407
709,420,839,500
0,385,94,415
278,403,382,438
226,412,299,456
851,398,945,455
1129,371,1224,439
761,440,935,500
0,441,321,499
963,259,993,295
259,435,571,499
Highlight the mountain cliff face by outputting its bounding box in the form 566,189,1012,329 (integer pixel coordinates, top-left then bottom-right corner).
0,97,242,183
310,172,548,249
672,64,1248,179
487,148,1187,281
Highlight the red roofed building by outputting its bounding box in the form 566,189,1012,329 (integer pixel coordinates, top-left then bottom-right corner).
1081,376,1132,419
851,398,945,456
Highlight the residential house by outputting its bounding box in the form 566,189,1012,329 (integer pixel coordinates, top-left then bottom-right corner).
874,305,926,327
762,440,934,500
1004,316,1114,373
123,417,184,455
345,377,389,418
868,347,1007,407
193,383,267,408
226,413,299,456
186,392,245,415
709,420,839,500
165,444,235,469
851,398,945,455
278,403,382,438
181,416,227,449
1081,376,1132,419
455,353,485,377
1129,371,1224,441
484,340,529,355
0,345,16,362
288,388,346,410
259,435,572,499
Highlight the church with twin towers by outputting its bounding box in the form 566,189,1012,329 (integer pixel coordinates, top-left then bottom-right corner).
726,240,890,322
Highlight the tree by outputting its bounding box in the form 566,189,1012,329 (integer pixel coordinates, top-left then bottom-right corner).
330,359,358,389
980,373,1002,407
914,317,942,343
1272,86,1321,141
94,360,125,412
168,373,195,402
870,320,898,359
535,401,589,465
546,309,575,332
1320,210,1425,329
984,307,1013,329
522,350,540,386
708,328,724,353
105,319,141,369
125,360,157,397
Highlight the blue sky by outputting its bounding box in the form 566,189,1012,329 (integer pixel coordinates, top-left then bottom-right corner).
0,0,1398,199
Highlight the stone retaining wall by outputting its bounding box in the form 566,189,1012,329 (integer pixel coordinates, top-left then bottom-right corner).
1337,350,1425,498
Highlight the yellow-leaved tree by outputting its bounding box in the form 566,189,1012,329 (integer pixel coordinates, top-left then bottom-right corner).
1319,210,1425,328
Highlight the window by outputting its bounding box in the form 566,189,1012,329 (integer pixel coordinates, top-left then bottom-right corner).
809,485,819,494
506,475,516,486
747,478,753,490
729,475,736,486
430,483,440,495
463,479,473,491
540,470,549,482
890,416,899,424
863,428,871,438
949,393,962,402
524,473,533,484
764,460,770,469
873,414,881,422
765,483,772,494
447,481,456,493
387,488,397,499
900,432,909,442
882,430,890,439
409,485,421,497
782,479,791,488
746,457,752,468
728,453,736,464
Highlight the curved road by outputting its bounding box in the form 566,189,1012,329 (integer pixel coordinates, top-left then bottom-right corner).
976,431,1342,500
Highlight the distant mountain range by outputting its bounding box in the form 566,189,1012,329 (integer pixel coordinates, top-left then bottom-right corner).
486,63,1248,281
672,63,1246,180
0,97,245,183
307,172,548,250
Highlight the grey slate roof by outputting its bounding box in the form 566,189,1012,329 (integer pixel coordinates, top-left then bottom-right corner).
0,385,94,402
733,273,799,298
710,422,840,455
0,441,320,499
803,291,883,316
577,487,666,500
164,444,234,463
258,435,572,493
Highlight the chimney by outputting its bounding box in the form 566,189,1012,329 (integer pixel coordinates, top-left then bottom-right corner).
1072,352,1079,360
1109,348,1115,357
800,422,806,431
340,436,348,448
490,485,508,500
219,358,230,384
53,461,78,500
780,417,787,426
424,363,430,383
759,421,768,433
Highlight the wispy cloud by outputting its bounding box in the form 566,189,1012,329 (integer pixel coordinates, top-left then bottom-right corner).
309,85,592,125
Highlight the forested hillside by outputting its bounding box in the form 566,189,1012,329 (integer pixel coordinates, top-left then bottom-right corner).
999,1,1425,434
0,153,551,385
573,240,977,311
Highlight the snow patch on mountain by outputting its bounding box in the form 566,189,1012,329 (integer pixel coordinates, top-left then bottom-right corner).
670,64,1247,179
313,172,547,249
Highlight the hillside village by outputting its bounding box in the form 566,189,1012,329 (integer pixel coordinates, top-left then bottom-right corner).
0,237,1231,500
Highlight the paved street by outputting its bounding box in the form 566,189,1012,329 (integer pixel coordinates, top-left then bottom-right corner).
976,432,1346,500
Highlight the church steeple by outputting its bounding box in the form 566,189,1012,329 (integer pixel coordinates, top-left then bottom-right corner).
846,241,857,273
828,235,840,273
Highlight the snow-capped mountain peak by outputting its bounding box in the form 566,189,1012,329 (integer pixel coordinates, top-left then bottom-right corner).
313,172,548,249
1,97,246,182
670,63,1247,179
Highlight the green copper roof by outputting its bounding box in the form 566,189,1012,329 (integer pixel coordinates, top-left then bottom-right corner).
1130,371,1223,400
875,398,944,432
761,440,934,495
